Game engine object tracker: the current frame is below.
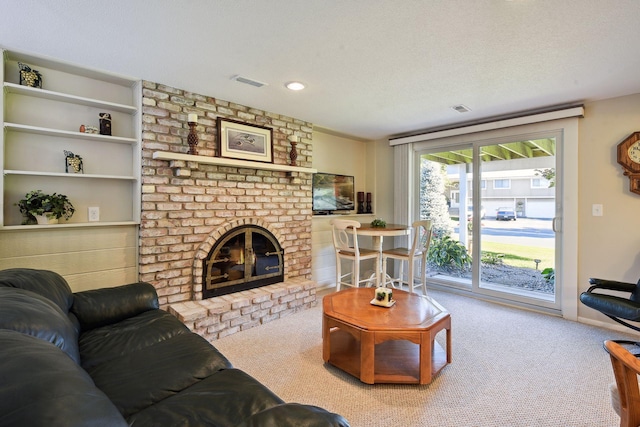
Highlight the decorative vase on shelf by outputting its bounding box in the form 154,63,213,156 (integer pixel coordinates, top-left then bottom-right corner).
34,214,59,225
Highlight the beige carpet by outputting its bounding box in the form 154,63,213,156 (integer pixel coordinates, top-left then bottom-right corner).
214,288,637,426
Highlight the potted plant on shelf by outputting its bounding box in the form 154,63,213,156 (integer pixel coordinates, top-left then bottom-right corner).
16,190,75,225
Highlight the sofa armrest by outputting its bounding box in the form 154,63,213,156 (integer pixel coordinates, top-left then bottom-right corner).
71,282,159,331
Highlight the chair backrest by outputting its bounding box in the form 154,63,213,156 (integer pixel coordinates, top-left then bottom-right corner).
604,340,640,427
631,279,640,302
410,219,433,256
330,219,361,253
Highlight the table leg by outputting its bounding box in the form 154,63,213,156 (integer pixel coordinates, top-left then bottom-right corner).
360,332,375,384
322,315,330,363
372,236,384,287
419,332,432,384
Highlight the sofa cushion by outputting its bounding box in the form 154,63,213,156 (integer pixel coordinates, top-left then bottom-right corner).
126,368,285,426
72,282,159,331
0,287,80,363
0,330,127,427
0,268,73,313
240,403,351,427
78,310,192,369
83,329,232,417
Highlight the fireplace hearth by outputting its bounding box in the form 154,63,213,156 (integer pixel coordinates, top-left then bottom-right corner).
202,225,284,298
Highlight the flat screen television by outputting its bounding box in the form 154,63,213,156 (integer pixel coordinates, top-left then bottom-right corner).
312,173,355,214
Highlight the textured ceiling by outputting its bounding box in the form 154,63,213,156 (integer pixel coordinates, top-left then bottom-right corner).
1,0,639,140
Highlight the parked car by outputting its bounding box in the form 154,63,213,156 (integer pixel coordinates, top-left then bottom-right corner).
466,205,486,220
496,207,517,221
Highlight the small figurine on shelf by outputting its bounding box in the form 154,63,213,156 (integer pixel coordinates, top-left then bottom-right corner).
85,126,98,134
99,113,112,135
18,62,43,88
64,150,84,174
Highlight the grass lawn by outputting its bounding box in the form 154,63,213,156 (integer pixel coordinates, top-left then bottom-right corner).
480,241,554,270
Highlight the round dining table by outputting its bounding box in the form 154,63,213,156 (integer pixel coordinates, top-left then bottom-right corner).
356,223,411,287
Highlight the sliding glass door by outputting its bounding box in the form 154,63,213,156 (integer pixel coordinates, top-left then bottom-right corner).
418,134,559,310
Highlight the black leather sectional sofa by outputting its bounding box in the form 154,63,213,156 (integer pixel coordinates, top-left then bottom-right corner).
0,268,348,427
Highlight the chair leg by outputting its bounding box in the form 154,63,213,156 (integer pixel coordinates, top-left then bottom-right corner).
420,257,428,296
335,256,342,292
353,259,360,288
408,258,414,294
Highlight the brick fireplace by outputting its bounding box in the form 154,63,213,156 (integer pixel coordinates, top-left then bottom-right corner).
139,81,317,340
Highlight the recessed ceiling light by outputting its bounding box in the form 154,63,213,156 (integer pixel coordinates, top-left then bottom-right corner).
285,81,306,91
451,104,471,113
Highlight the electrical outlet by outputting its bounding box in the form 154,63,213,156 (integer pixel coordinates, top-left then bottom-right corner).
592,204,603,217
88,207,100,222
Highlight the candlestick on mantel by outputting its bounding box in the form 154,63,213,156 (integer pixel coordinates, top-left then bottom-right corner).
366,192,372,213
288,135,299,166
357,192,365,213
187,121,199,155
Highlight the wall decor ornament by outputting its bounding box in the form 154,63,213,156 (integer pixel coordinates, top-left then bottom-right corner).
18,62,42,88
99,113,112,135
216,118,273,163
64,150,83,174
617,131,640,195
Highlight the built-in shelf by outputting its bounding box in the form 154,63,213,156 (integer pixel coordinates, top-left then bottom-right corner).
152,151,318,174
4,170,136,180
2,47,141,227
1,221,138,230
4,122,137,144
4,82,137,114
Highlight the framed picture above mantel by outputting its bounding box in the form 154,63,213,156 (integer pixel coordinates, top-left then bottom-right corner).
216,118,273,163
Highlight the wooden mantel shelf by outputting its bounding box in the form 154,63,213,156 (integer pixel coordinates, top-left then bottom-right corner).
152,151,317,174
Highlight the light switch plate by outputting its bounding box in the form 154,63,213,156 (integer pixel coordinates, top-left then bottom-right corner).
88,206,100,222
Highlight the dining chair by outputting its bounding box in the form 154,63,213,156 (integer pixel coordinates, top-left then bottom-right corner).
330,219,380,291
381,219,433,295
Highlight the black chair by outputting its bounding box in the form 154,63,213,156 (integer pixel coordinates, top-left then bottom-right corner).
580,278,640,333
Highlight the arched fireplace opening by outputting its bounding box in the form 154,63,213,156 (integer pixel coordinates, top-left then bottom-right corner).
202,225,284,299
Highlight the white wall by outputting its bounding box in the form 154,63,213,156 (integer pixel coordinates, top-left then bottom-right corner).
577,93,640,327
310,130,396,288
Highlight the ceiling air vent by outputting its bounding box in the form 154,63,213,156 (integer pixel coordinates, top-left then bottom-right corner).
451,104,471,113
231,75,268,88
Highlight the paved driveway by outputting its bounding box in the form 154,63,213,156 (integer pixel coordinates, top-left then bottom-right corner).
455,217,554,248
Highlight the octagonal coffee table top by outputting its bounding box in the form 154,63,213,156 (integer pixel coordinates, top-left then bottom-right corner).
323,287,449,331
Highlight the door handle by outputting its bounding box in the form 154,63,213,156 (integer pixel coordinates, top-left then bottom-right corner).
552,217,560,232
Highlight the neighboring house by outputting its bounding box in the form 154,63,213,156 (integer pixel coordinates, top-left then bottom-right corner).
447,157,556,219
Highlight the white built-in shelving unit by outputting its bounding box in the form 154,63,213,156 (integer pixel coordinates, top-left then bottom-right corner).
1,49,141,228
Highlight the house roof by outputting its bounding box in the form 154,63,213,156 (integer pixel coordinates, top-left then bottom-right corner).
1,0,639,140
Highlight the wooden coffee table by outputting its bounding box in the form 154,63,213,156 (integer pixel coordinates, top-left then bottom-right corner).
322,287,451,385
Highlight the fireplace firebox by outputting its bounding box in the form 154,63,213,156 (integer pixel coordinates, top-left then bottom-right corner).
202,225,284,298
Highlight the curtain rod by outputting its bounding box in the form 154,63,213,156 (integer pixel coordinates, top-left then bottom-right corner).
389,105,584,146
